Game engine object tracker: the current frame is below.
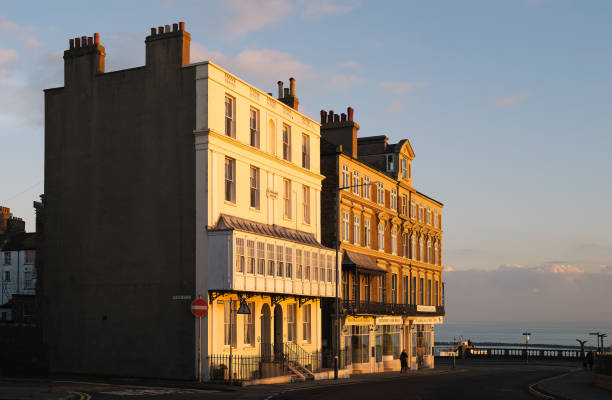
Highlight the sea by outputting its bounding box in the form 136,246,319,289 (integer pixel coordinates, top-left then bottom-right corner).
435,321,612,349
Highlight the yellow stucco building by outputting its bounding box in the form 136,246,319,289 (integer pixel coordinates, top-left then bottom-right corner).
193,63,337,379
319,108,444,373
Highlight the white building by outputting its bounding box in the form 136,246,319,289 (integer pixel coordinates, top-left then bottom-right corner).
1,232,37,321
193,62,338,379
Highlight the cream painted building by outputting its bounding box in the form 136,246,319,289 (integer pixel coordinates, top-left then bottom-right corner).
193,62,337,378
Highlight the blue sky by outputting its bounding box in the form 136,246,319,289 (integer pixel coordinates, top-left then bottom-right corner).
1,0,611,283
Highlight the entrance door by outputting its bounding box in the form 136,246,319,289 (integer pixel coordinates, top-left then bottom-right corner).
261,304,271,360
273,305,283,359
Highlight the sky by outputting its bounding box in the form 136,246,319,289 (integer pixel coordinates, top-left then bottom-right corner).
1,1,611,322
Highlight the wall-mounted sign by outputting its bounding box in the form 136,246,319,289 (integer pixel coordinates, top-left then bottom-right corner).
411,317,443,325
345,316,375,326
375,316,403,325
172,295,192,300
416,305,436,312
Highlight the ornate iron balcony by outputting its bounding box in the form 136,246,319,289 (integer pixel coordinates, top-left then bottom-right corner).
341,300,445,317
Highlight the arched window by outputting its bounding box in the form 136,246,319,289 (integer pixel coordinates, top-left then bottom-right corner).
268,119,275,155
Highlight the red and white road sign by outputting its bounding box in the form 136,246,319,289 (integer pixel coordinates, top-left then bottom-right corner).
191,298,208,317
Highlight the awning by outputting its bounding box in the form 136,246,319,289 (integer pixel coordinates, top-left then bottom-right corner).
342,250,386,274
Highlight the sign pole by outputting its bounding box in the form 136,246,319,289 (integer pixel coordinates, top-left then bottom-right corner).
199,314,202,382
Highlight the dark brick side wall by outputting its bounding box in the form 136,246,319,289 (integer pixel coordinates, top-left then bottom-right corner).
43,34,196,379
320,143,339,250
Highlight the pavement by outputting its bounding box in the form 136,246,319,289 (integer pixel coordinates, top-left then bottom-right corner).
0,361,610,400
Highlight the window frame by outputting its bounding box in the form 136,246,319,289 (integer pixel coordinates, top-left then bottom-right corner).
283,179,292,219
353,215,360,245
282,124,292,162
377,223,385,251
249,107,260,148
363,176,371,199
225,95,235,138
301,133,310,169
249,166,260,210
302,185,310,224
224,157,236,203
364,218,371,248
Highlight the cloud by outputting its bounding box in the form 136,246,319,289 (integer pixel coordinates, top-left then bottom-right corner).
444,262,612,323
223,0,293,36
329,74,363,89
600,265,612,274
383,100,406,113
339,60,361,70
491,91,532,108
0,49,18,77
301,0,354,19
0,15,42,50
379,81,426,96
23,37,43,50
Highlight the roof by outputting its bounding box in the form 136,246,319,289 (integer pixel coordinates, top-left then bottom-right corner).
342,250,386,274
212,214,330,249
1,232,36,251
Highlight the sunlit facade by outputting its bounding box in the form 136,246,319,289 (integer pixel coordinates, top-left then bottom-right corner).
320,109,444,372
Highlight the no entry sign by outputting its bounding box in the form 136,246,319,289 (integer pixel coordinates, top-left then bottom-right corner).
191,298,208,317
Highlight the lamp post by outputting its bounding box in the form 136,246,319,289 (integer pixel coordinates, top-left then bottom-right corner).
334,180,380,380
522,332,531,363
602,334,608,353
590,332,601,353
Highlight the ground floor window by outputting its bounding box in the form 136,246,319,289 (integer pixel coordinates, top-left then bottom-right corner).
244,301,255,346
377,324,401,359
413,324,433,362
287,303,297,342
224,301,237,347
302,304,311,343
344,325,370,364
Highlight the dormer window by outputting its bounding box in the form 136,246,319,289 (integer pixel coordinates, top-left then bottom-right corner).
402,158,407,179
386,154,395,172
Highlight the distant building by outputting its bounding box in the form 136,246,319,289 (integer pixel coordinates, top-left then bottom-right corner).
319,108,445,372
43,23,335,380
0,206,36,321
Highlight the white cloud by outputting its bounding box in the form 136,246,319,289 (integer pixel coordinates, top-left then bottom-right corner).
223,0,293,36
383,100,406,113
0,49,18,77
491,91,532,108
329,74,363,89
24,37,43,50
301,0,354,19
379,81,426,96
339,60,361,70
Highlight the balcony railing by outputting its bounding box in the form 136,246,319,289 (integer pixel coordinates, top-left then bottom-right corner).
341,300,445,317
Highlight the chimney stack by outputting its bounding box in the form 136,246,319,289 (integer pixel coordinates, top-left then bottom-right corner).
277,77,299,111
319,106,360,158
63,31,105,87
145,21,191,68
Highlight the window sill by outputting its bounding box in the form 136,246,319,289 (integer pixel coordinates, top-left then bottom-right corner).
224,200,237,207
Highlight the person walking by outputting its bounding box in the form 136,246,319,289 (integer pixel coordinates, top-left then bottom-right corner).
400,349,409,373
586,350,595,371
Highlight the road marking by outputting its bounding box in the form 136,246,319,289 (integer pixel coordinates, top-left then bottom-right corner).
528,369,576,400
69,392,91,400
55,380,218,393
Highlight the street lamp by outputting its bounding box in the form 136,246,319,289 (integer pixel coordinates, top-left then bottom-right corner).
523,332,531,363
576,339,587,361
590,332,602,353
334,180,380,380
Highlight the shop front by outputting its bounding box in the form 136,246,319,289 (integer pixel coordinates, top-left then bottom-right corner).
406,316,443,369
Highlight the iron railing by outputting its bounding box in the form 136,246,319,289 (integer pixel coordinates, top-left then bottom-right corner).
342,300,445,316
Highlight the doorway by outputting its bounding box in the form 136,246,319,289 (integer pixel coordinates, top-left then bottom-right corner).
273,304,283,359
261,304,271,360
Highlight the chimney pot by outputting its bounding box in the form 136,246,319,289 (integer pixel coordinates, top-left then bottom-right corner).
341,113,347,122
334,114,340,122
347,107,354,121
284,87,289,97
158,26,164,34
81,36,87,46
179,21,185,30
69,39,74,49
289,77,295,97
94,32,100,45
320,110,327,124
173,23,178,32
151,27,157,36
165,24,170,32
328,110,334,123
277,81,283,98
87,37,93,46
267,92,273,96
75,37,81,48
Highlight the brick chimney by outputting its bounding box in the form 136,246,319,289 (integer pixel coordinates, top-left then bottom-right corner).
145,21,190,69
63,32,105,87
320,106,359,158
277,77,299,111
